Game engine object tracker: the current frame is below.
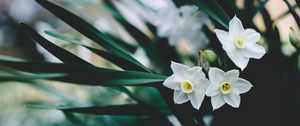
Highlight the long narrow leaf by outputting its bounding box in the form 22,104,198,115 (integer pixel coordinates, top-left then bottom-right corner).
283,0,300,28
44,31,145,71
193,0,230,28
20,24,92,65
0,68,165,87
27,104,160,116
0,56,113,73
27,104,171,116
35,0,150,72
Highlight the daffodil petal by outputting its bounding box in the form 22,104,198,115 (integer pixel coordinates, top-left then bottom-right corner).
227,50,250,70
229,16,244,37
232,78,253,94
243,28,260,45
163,74,181,90
211,93,225,110
188,90,205,110
208,67,225,83
214,29,230,45
206,82,219,97
224,69,239,83
195,78,210,93
242,44,266,59
187,66,204,81
224,93,241,108
174,90,189,104
171,61,189,76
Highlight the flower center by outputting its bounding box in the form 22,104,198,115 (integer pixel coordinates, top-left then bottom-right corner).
220,81,231,94
181,80,194,93
234,38,246,48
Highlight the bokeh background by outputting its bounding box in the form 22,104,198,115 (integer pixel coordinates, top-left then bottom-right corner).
0,0,300,126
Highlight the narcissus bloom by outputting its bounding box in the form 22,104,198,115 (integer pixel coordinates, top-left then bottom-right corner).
206,68,253,110
214,16,266,70
163,61,210,109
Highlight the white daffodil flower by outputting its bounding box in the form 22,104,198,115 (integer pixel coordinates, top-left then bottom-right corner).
206,67,253,110
163,61,210,109
214,16,266,70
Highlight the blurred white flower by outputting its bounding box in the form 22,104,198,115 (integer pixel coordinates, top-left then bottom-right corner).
153,3,210,53
214,16,266,70
206,68,253,110
115,0,210,54
8,0,39,22
163,61,210,109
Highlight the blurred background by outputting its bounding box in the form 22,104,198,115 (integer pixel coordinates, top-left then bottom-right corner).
0,0,300,126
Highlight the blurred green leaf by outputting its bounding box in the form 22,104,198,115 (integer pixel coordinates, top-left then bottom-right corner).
296,0,300,8
27,104,170,116
117,20,166,70
284,0,300,28
0,56,114,73
35,0,150,72
0,61,165,87
45,31,146,71
289,27,300,53
193,0,230,28
250,0,268,19
20,23,92,65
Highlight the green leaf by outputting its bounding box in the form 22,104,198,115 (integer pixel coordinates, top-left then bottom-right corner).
193,0,230,28
0,56,113,73
283,0,300,28
27,104,171,116
53,71,165,86
27,104,169,116
103,1,166,71
44,31,145,71
20,23,92,65
35,0,150,72
0,73,66,83
289,27,300,53
117,20,166,70
0,63,165,87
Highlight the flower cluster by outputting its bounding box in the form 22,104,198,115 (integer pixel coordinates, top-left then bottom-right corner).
163,16,266,110
163,62,252,110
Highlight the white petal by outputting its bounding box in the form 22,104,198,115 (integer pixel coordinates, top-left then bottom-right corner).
206,82,219,97
242,44,266,59
229,16,244,37
242,28,260,45
232,78,253,94
163,74,181,90
171,61,189,76
214,29,230,45
187,66,204,80
211,93,225,110
208,67,225,83
214,30,235,52
188,66,207,85
195,78,210,93
188,90,205,109
224,93,241,108
226,50,250,70
224,69,239,83
174,90,189,104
